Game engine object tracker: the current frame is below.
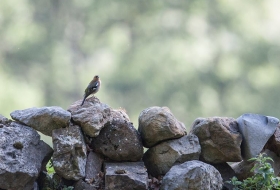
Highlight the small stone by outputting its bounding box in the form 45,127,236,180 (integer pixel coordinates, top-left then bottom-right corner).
237,113,279,160
105,162,148,190
143,134,201,177
10,106,71,136
138,106,187,148
85,151,103,183
160,160,223,190
190,117,242,163
52,125,87,181
68,97,111,137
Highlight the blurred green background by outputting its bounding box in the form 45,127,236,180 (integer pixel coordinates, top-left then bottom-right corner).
1,0,280,140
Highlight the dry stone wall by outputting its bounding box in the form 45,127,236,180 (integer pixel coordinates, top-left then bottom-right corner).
0,96,280,190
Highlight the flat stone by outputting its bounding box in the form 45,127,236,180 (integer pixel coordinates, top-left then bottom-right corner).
143,134,201,177
104,162,148,190
92,109,143,161
237,113,279,160
0,122,53,190
85,151,103,183
138,106,187,148
160,160,223,190
52,125,87,181
68,97,111,137
10,106,71,136
190,117,242,163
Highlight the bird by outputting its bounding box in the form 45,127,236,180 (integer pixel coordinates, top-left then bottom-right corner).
80,75,101,106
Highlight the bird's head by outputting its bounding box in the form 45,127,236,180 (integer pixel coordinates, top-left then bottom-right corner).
94,75,99,80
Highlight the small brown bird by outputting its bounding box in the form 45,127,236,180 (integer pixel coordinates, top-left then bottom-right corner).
81,75,101,106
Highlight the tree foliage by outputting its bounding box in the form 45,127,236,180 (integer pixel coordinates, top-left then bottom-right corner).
1,0,280,129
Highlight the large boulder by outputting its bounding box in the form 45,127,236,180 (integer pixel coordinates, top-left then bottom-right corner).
237,113,279,160
92,109,143,161
190,117,242,163
68,96,111,137
10,106,71,136
104,162,148,190
160,160,223,190
138,106,187,148
0,122,53,190
143,134,201,177
52,125,87,181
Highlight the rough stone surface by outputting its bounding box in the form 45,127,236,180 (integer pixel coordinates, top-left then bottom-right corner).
160,160,223,190
10,106,71,136
52,125,87,181
0,122,53,190
265,124,280,157
68,96,111,137
85,151,103,184
190,117,242,163
105,162,148,190
211,163,236,190
237,113,279,160
92,109,143,161
138,106,187,148
143,134,201,177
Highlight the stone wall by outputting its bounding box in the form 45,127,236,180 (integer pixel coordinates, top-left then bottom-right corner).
0,96,280,190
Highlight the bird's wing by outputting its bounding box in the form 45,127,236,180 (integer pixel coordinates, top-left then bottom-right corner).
89,81,99,90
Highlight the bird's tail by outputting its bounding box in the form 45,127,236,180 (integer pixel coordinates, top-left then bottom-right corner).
81,95,86,106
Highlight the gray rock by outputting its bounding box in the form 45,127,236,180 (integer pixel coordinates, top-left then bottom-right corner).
85,151,103,184
143,135,201,177
92,109,143,161
104,162,148,190
237,113,279,160
68,96,111,137
52,125,87,181
0,122,53,190
10,106,71,136
190,117,242,163
160,160,223,190
138,106,187,148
